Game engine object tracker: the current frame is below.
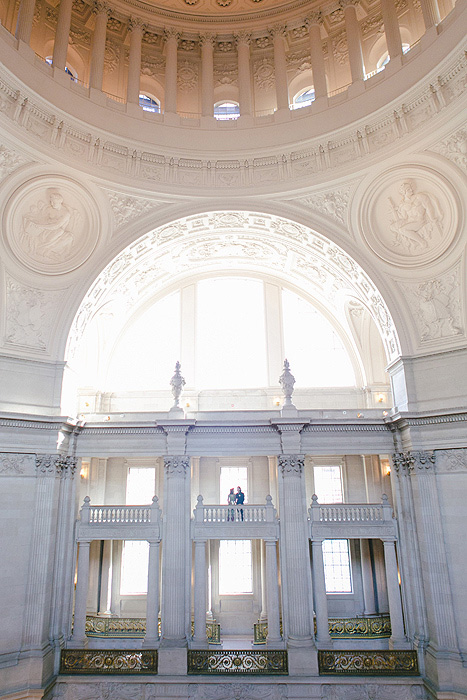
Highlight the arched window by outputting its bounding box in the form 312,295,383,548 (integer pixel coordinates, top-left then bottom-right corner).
292,87,315,109
377,43,411,69
45,56,77,81
214,101,240,121
139,93,161,113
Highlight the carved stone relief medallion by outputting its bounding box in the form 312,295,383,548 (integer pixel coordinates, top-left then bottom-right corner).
4,175,100,274
358,166,458,267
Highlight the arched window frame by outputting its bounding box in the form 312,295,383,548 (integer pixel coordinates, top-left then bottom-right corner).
214,101,240,121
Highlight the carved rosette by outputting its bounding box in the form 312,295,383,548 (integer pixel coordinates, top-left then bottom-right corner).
164,455,190,477
278,454,304,476
392,451,435,474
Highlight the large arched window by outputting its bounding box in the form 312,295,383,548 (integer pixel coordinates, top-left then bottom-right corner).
139,93,161,113
292,87,315,109
214,101,240,120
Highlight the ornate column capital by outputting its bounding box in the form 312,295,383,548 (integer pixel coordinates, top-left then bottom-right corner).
164,455,190,477
164,26,181,43
128,16,147,33
392,451,436,473
340,0,360,9
305,11,323,27
199,32,217,48
234,30,252,46
268,24,288,40
278,454,304,476
35,454,77,477
92,1,111,17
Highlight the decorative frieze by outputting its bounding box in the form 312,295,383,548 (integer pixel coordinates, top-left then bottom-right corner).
318,650,419,675
187,650,288,674
0,453,35,475
392,451,435,473
60,649,158,674
278,454,304,475
435,448,467,473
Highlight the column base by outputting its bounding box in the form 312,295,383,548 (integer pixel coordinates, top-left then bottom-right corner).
287,646,319,676
347,80,366,98
142,637,160,649
67,637,88,649
190,639,209,649
157,647,187,675
316,637,333,649
389,637,412,649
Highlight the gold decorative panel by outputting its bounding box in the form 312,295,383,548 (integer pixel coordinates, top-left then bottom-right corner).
188,650,288,674
60,650,158,674
318,650,419,676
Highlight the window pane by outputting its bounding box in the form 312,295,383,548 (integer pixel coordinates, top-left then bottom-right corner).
220,467,248,504
196,278,267,389
126,467,156,505
219,540,252,595
313,466,343,503
322,539,352,593
282,289,355,387
120,540,149,595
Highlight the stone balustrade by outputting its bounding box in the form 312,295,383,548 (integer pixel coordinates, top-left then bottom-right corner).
309,494,397,540
76,495,162,541
192,495,279,540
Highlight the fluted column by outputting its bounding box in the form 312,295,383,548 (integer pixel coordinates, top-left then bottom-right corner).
70,541,91,646
193,539,207,644
89,1,111,90
199,34,215,117
306,12,327,99
420,0,441,30
265,539,281,643
340,0,365,82
382,539,406,647
160,456,189,645
164,28,180,114
360,539,377,615
311,540,332,646
260,540,267,620
278,455,314,646
127,18,146,104
53,0,73,70
15,0,36,44
380,0,403,60
269,25,289,111
144,540,161,646
235,31,252,116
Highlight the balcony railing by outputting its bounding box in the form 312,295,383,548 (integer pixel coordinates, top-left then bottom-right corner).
254,616,391,643
77,496,162,540
85,615,221,643
192,495,279,540
309,495,397,539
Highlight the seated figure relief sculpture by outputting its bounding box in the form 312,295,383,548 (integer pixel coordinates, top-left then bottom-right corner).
21,188,81,262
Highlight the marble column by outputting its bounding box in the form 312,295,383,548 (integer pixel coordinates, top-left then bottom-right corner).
200,34,215,117
311,539,332,646
160,456,189,645
278,455,314,645
381,0,403,60
360,538,377,615
306,12,327,99
53,0,74,70
15,0,36,44
164,28,180,114
89,1,111,90
265,539,281,643
235,31,252,116
382,539,406,647
260,539,268,621
269,25,289,111
127,18,146,104
70,541,91,646
340,0,365,82
420,0,441,30
144,539,161,646
193,539,207,644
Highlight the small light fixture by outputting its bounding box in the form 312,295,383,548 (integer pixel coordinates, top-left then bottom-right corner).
185,402,190,408
80,465,88,479
386,465,391,476
376,393,385,403
357,412,364,418
383,410,388,417
104,415,111,421
274,397,281,406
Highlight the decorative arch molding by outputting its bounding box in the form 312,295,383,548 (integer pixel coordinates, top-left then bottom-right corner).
66,211,401,373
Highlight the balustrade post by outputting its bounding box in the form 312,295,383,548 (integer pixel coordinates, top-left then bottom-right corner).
200,34,215,117
265,539,281,643
311,539,332,646
235,31,252,116
53,0,74,70
381,0,403,60
69,540,91,647
89,1,111,91
269,25,289,111
15,0,36,44
382,539,406,648
164,28,180,114
127,18,146,105
340,0,365,83
193,539,208,646
306,13,327,99
143,539,161,646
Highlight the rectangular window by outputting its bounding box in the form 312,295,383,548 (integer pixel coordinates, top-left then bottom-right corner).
120,466,155,595
125,467,156,504
219,540,253,595
322,539,352,593
313,465,343,503
220,466,248,505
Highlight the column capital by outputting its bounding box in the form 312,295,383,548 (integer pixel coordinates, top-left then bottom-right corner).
278,454,304,476
164,26,181,43
268,24,288,40
392,451,436,473
199,32,217,48
305,11,323,27
35,454,77,477
340,0,360,8
128,16,147,33
92,0,111,17
164,455,190,477
234,31,252,46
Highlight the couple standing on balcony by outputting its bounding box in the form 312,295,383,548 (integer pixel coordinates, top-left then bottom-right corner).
227,486,245,521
